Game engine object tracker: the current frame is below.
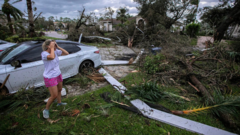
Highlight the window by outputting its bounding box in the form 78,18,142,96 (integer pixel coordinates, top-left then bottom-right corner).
58,43,80,54
17,46,42,63
1,44,30,63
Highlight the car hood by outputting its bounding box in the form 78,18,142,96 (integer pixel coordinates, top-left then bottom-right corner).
0,43,16,50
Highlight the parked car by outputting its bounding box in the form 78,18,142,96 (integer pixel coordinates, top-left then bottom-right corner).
0,40,101,94
0,39,17,52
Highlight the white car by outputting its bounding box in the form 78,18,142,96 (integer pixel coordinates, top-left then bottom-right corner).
0,39,17,52
0,40,101,94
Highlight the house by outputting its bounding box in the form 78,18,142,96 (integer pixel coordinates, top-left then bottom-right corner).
99,16,146,32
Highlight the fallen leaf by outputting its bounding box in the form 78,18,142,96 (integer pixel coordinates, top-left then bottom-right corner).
11,122,18,129
71,109,80,117
131,70,139,73
37,113,40,119
72,98,77,102
47,118,61,124
23,104,28,109
52,110,58,112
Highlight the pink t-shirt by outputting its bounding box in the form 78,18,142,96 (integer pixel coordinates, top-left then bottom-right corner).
41,49,62,78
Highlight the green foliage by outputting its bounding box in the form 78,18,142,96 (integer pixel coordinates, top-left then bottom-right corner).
126,82,163,102
0,25,11,40
186,23,200,37
64,74,90,88
205,88,240,118
190,38,197,46
0,87,49,112
5,35,46,42
143,53,168,74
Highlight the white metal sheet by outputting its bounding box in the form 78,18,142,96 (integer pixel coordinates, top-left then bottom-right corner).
131,99,236,135
101,60,129,66
99,68,126,94
133,49,144,64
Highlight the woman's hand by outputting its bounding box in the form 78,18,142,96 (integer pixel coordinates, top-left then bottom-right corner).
55,42,60,49
49,42,55,49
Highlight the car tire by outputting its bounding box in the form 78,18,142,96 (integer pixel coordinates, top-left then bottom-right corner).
79,60,94,73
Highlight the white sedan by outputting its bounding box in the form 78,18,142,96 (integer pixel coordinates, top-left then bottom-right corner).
0,40,101,94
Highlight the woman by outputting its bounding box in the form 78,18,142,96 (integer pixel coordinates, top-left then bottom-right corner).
41,39,69,119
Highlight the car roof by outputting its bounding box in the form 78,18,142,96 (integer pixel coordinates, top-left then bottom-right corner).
21,40,80,47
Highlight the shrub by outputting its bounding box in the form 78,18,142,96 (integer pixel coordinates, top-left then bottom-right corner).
143,53,168,74
186,23,200,38
0,25,11,40
5,35,46,43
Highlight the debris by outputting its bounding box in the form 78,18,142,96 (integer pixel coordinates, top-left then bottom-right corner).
175,86,188,93
72,98,77,102
87,73,106,83
111,100,130,107
47,118,61,124
23,104,28,109
131,70,139,73
37,113,40,119
10,122,18,129
188,82,200,92
131,99,236,135
101,60,129,66
82,103,91,109
128,58,134,64
71,109,80,117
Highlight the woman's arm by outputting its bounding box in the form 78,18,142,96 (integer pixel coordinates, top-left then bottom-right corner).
47,42,55,60
56,43,69,56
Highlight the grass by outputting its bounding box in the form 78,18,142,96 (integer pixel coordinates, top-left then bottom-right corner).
82,42,115,47
1,71,237,134
190,38,197,46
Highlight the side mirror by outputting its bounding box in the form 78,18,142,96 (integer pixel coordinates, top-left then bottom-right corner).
11,60,22,68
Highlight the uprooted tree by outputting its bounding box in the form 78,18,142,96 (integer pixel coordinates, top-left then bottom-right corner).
200,0,240,42
134,0,199,30
68,7,103,41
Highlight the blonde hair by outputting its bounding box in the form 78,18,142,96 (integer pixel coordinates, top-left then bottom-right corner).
42,39,55,51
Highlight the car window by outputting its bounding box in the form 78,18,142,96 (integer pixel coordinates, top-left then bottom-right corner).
17,46,42,63
1,44,30,63
58,43,80,54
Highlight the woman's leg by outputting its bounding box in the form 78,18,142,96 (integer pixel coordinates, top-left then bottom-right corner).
56,82,63,104
46,86,58,110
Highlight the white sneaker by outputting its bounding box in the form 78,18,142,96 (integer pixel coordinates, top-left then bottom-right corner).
43,109,49,119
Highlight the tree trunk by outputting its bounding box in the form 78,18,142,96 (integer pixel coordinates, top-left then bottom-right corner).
27,0,36,37
214,2,240,42
7,14,14,34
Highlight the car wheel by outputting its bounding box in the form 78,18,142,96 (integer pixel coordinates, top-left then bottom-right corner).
79,60,94,73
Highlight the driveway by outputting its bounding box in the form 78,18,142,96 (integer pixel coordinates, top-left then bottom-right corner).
44,31,68,39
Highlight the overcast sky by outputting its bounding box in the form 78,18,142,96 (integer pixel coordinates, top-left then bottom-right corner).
0,0,220,20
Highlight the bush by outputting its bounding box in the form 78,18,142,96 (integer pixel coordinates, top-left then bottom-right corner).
143,53,168,74
0,25,11,40
186,23,200,38
5,35,46,43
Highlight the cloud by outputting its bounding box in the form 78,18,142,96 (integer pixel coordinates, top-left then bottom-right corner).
0,0,222,20
0,0,139,19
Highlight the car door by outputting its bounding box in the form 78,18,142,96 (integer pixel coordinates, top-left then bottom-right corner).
6,46,44,91
58,43,82,79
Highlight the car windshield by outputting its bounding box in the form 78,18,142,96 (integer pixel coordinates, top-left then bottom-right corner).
0,44,30,63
